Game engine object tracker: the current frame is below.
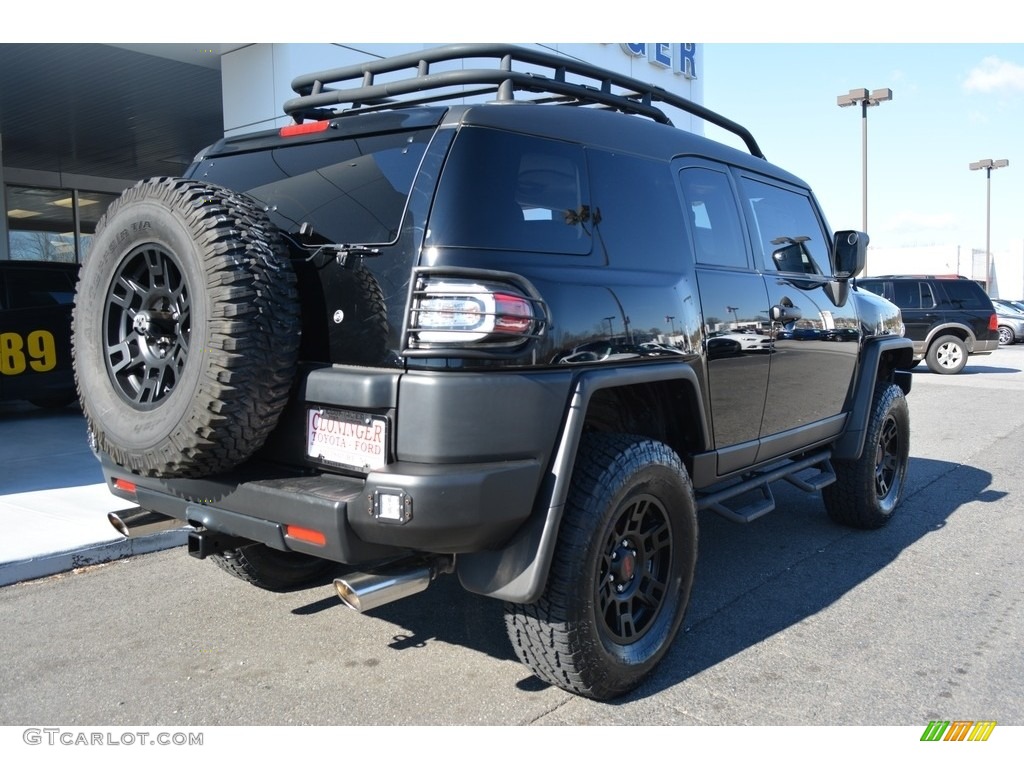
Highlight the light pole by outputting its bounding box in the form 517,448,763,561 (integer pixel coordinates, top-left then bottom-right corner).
603,315,615,339
969,158,1009,296
837,87,892,276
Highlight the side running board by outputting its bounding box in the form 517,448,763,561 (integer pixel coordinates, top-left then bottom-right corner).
697,452,836,524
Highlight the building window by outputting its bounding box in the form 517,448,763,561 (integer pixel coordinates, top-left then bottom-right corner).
5,185,118,263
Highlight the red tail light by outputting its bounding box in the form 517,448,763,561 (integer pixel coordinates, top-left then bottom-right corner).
989,313,998,331
409,277,543,348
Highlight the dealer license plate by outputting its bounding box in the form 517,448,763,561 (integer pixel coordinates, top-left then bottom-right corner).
306,408,388,471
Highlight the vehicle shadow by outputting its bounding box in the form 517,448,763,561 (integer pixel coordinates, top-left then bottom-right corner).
286,456,995,702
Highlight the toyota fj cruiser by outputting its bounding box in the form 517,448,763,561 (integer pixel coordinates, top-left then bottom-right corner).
73,45,913,700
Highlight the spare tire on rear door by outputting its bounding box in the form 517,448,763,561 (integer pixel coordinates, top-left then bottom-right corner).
73,177,301,478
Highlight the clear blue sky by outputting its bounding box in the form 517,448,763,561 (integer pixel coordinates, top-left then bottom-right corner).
700,43,1023,254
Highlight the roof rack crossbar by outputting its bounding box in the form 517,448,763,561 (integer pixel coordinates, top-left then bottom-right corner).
284,44,765,159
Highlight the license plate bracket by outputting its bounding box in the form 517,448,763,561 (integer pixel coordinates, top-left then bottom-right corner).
306,408,388,471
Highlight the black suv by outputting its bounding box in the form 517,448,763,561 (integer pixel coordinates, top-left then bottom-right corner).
72,45,913,700
0,259,78,408
858,275,998,374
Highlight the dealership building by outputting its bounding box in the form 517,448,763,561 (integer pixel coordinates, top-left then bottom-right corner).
2,42,1020,297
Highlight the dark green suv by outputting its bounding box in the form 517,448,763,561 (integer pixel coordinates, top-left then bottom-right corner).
858,275,998,374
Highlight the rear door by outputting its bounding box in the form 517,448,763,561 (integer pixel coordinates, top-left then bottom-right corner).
678,161,770,474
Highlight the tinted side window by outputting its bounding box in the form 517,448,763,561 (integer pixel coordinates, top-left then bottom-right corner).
588,150,686,270
428,128,591,255
740,177,829,276
891,280,935,309
679,167,747,269
191,128,434,244
859,280,891,302
938,280,990,309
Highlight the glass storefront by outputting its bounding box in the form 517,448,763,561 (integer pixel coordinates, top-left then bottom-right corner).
5,185,119,263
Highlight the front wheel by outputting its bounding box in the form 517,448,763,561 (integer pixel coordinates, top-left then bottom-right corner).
504,433,698,700
823,383,909,529
997,326,1014,346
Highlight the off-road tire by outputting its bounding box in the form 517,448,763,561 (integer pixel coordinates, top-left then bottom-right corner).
211,544,331,591
72,177,300,477
504,433,698,700
823,383,909,529
925,334,967,375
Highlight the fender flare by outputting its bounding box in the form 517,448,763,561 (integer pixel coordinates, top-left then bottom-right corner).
832,336,914,461
456,362,705,603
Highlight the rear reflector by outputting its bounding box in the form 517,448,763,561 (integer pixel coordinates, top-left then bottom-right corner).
280,120,330,137
113,478,137,495
285,525,327,547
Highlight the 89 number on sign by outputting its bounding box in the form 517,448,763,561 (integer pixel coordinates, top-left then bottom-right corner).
0,331,58,375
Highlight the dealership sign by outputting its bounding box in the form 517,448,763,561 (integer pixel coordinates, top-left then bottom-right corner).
620,43,697,79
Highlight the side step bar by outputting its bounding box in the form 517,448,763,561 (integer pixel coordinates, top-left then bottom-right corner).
697,451,836,524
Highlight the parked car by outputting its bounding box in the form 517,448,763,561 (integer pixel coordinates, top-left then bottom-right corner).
858,275,998,374
0,259,79,408
991,299,1024,345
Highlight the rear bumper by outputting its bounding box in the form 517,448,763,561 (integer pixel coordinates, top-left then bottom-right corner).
972,339,999,355
100,454,542,564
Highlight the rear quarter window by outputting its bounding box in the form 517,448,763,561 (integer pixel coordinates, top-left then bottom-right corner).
938,279,992,310
427,127,592,255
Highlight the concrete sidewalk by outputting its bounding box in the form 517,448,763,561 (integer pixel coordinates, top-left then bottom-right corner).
0,401,188,587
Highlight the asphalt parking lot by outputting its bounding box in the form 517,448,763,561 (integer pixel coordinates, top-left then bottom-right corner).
1,345,1022,737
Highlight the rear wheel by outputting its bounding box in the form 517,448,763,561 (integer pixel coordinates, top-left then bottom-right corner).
925,335,967,375
504,433,698,700
997,326,1014,346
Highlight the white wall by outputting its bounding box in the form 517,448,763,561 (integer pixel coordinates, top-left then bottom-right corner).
866,245,980,279
867,242,1023,299
221,43,705,137
993,240,1024,300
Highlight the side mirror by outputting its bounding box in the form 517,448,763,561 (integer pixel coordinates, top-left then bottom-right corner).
833,230,868,280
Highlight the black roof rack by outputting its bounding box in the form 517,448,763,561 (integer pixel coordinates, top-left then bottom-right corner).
284,44,765,159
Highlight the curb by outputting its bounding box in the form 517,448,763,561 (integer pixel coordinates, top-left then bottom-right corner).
0,528,191,587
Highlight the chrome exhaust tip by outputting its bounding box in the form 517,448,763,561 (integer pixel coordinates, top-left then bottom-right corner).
333,557,453,613
107,509,182,538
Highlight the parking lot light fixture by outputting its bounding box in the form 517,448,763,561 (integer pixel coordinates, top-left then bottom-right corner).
835,88,892,278
835,86,892,236
969,158,1010,296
